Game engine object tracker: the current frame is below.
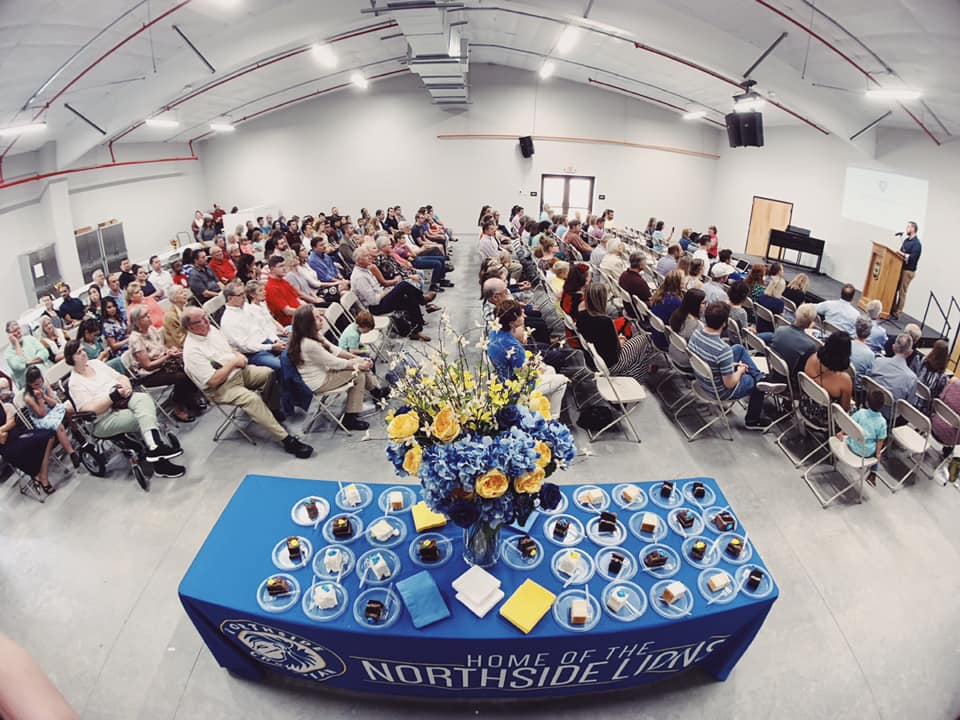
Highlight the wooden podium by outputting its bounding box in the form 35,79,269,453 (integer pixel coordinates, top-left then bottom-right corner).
859,242,903,319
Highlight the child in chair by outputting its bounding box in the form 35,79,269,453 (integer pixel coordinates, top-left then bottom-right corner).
842,389,888,486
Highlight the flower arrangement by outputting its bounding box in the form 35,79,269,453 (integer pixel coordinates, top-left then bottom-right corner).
384,315,576,566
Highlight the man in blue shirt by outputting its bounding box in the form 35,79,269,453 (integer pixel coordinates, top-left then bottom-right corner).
816,283,860,335
892,221,921,318
307,236,349,293
869,333,918,407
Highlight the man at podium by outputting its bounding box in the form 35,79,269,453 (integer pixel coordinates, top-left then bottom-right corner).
892,221,922,319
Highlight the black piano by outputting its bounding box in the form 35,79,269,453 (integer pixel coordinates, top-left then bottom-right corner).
766,229,826,273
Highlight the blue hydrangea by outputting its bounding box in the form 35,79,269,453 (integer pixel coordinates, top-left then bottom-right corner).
485,426,539,479
385,442,409,475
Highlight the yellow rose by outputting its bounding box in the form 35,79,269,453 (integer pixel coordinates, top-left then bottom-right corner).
534,441,552,468
513,466,545,494
475,469,509,499
387,411,420,442
431,404,461,443
402,444,422,476
528,390,551,420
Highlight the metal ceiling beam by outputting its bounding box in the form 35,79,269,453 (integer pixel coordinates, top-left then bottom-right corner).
64,103,107,135
172,24,216,74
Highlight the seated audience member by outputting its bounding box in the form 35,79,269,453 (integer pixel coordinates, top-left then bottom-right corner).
600,237,629,277
678,228,693,252
118,258,136,289
688,302,771,429
851,317,876,380
188,249,223,302
863,299,888,354
560,263,591,348
101,297,129,357
488,300,569,418
548,260,569,296
79,318,123,373
374,234,432,293
726,281,751,337
619,252,652,304
478,220,506,259
902,323,924,375
57,284,85,328
282,252,329,305
710,249,737,280
651,221,674,249
104,275,128,320
171,258,189,288
684,259,705,291
745,264,766,301
0,396,58,494
702,265,731,305
163,285,190,350
338,310,376,357
588,233,610,268
23,365,79,467
801,332,854,425
768,303,818,377
91,268,109,296
133,265,158,299
208,245,237,284
393,230,450,289
39,317,67,362
350,247,433,342
125,281,164,328
561,220,592,261
235,253,257,284
39,294,63,330
669,288,706,341
6,320,52,387
783,273,809,307
842,388,888,486
534,234,560,273
692,235,712,263
649,271,684,350
86,285,104,321
576,284,656,384
287,306,383,431
481,277,551,343
643,217,657,242
128,305,200,422
64,339,185,478
265,255,304,323
917,339,950,401
932,376,960,453
220,280,287,371
675,255,692,286
816,283,860,335
755,264,786,332
655,244,681,276
148,255,175,297
706,225,720,258
181,307,313,458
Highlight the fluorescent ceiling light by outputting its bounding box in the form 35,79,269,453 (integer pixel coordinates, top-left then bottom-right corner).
733,97,765,113
0,121,47,137
209,121,235,132
556,26,580,54
682,110,707,120
865,87,921,101
145,115,179,128
539,60,556,80
351,71,369,90
311,43,337,68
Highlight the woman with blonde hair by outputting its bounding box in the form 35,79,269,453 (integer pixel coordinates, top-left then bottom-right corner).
163,285,190,349
125,281,165,328
576,283,656,383
783,273,809,306
38,316,67,362
600,237,629,277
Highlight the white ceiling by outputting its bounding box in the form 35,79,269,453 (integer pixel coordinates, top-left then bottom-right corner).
0,0,956,168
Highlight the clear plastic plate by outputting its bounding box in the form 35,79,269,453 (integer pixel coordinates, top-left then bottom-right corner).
334,482,374,511
321,514,365,545
408,533,455,569
648,481,683,509
703,506,738,535
667,507,705,538
572,485,611,513
638,543,681,579
611,483,648,511
681,535,721,569
312,544,356,580
697,568,738,605
681,480,716,507
356,548,401,586
501,534,545,571
736,564,774,599
376,485,418,514
256,573,300,613
542,514,585,547
585,514,628,546
353,587,401,630
594,546,637,582
602,581,647,622
649,580,694,619
628,511,668,543
365,515,408,548
290,496,330,527
271,536,312,570
550,548,596,586
552,588,602,632
717,532,753,565
302,579,349,621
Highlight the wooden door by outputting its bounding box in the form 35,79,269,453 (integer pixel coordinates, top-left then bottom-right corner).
745,196,793,257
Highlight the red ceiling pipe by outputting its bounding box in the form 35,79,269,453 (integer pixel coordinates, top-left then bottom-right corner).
0,155,197,192
752,0,940,145
588,78,727,128
633,41,829,135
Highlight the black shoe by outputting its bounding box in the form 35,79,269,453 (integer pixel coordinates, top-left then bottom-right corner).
440,279,455,288
371,386,391,401
153,458,185,478
343,414,370,431
444,262,455,272
744,416,773,430
145,442,183,462
70,451,81,469
283,435,314,458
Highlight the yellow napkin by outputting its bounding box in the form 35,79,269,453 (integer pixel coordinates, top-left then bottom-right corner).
499,579,556,634
411,501,447,532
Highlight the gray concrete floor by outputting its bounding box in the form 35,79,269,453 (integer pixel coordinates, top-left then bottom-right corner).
2,242,959,720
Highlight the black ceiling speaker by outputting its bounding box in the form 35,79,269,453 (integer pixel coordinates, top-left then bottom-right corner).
519,135,535,158
725,112,764,148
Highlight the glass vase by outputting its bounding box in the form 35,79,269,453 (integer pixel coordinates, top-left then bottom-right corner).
462,521,502,568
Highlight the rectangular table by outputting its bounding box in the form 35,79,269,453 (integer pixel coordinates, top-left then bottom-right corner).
179,475,777,699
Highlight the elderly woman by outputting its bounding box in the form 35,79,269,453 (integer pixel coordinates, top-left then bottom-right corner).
286,306,383,431
0,396,58,494
5,320,51,388
163,285,189,349
246,280,291,335
128,305,201,422
100,297,128,357
23,365,79,467
125,281,165,328
600,237,629,278
39,317,67,362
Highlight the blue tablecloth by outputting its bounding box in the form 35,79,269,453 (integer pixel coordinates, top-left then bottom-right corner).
179,476,777,699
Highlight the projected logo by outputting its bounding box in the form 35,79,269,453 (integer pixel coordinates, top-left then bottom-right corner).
878,180,888,192
872,260,882,280
220,619,346,681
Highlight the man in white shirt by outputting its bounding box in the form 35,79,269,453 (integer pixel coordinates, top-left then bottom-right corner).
91,268,109,297
692,236,711,263
589,234,611,268
181,307,313,458
148,255,174,297
478,220,505,259
220,281,286,371
816,283,861,336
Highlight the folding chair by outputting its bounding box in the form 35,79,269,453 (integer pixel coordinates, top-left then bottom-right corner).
930,399,960,487
683,352,737,442
773,314,790,330
878,399,930,492
779,372,834,467
339,290,392,337
821,319,844,337
8,391,52,503
861,376,895,429
303,377,357,435
646,310,679,398
202,292,226,328
782,297,797,314
741,328,770,374
756,349,792,433
664,328,697,416
914,381,932,415
118,350,179,427
804,403,875,507
583,341,646,443
726,317,743,346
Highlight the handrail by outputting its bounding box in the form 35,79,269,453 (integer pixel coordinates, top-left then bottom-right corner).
921,291,960,370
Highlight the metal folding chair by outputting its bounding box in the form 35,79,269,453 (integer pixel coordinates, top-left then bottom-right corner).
741,328,770,374
804,403,876,507
583,341,646,443
879,399,930,492
202,292,226,328
303,377,357,435
930,399,960,488
682,352,737,442
118,350,179,427
779,372,834,467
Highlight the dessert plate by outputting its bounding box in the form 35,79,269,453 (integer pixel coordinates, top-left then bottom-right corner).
697,569,738,605
595,546,637,582
321,514,365,545
377,485,418,514
667,507,705,538
628,511,668,543
552,589,602,632
602,581,647,622
271,536,312,570
291,496,330,527
302,579,349,622
681,535,721,569
408,533,455,569
256,573,300,614
611,483,648,511
365,515,408,548
649,580,694,619
717,532,753,565
585,515,628,546
736,564,775,599
648,481,683,509
681,481,716,507
501,534,545,571
353,587,401,630
572,485,610,513
550,548,596,586
638,543,681,579
335,482,373,511
313,544,356,580
703,506,739,535
356,548,401,586
542,514,585,547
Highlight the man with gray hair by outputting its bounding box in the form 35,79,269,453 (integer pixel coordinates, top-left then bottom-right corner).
769,302,819,377
863,299,888,354
869,333,918,405
851,317,876,378
589,233,611,268
618,252,651,304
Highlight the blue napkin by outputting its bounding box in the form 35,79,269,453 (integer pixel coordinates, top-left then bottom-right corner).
396,571,450,629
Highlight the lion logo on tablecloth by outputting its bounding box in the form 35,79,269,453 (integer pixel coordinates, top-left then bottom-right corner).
220,620,346,681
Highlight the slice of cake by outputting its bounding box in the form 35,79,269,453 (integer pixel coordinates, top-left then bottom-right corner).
640,512,658,534
747,568,764,590
552,518,570,540
266,576,291,597
569,598,589,625
364,599,385,623
369,518,399,542
707,572,730,593
323,548,345,573
368,552,392,580
726,538,743,558
388,490,404,511
691,481,706,499
557,550,581,577
620,484,641,504
313,583,338,610
578,488,604,507
598,510,618,534
690,540,707,561
606,588,630,612
305,499,319,520
418,538,440,562
675,509,696,529
607,552,625,575
660,481,674,499
644,549,668,568
286,536,302,562
343,483,362,507
712,511,735,532
332,516,353,538
661,581,686,605
518,535,538,559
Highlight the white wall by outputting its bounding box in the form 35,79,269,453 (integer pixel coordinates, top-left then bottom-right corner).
710,125,960,319
197,64,722,234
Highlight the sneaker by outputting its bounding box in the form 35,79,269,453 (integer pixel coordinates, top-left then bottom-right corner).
283,435,314,459
866,472,877,487
153,458,186,478
439,279,455,288
744,416,773,430
145,442,184,462
343,414,370,431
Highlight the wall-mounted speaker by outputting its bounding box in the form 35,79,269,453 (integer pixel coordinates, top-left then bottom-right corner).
724,112,764,148
519,135,535,158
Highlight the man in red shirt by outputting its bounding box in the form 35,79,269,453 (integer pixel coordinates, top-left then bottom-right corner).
264,255,301,323
208,245,237,283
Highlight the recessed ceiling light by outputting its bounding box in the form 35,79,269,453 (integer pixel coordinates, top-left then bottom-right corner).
351,71,369,90
865,87,921,101
682,110,707,120
556,26,580,54
311,43,337,68
209,121,235,132
539,60,556,80
0,121,47,137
